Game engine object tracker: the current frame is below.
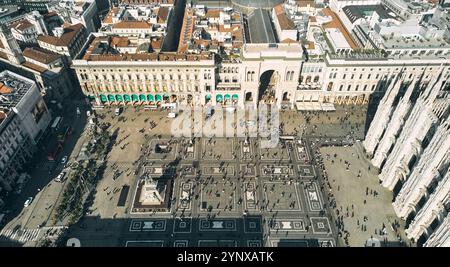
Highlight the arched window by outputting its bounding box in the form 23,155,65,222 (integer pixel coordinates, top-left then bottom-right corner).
327,82,333,91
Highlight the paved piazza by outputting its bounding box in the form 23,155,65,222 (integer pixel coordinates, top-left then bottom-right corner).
318,145,409,246
55,106,372,247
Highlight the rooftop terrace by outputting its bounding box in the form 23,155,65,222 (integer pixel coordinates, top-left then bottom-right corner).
0,70,34,124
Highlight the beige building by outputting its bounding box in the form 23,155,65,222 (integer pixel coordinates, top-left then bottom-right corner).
71,5,450,111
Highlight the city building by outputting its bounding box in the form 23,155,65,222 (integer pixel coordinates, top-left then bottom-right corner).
0,70,51,192
10,10,49,44
272,4,298,42
37,23,88,60
0,24,77,102
364,67,450,246
72,3,449,112
46,0,100,34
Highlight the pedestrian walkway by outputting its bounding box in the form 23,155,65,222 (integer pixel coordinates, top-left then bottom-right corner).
0,228,41,243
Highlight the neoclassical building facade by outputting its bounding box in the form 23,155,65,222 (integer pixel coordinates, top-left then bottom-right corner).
72,38,450,110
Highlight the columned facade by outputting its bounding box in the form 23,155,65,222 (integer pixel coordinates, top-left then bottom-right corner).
73,43,449,112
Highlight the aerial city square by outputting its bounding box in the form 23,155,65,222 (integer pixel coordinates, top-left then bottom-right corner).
0,0,449,249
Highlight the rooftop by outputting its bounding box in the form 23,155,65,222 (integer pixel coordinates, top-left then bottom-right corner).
247,8,277,43
10,19,34,32
37,23,84,47
321,8,358,50
22,47,62,64
112,21,153,29
120,0,174,5
277,10,296,30
342,5,395,24
79,35,213,62
0,70,35,123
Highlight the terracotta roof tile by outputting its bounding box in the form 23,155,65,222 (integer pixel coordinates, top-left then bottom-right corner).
112,21,152,29
22,61,48,73
11,19,33,32
0,83,13,94
157,7,170,23
205,10,220,18
296,0,315,8
23,47,62,64
277,13,296,30
0,111,6,122
322,8,358,49
111,36,130,47
281,38,298,43
103,7,119,24
37,23,84,47
120,0,174,5
274,4,284,16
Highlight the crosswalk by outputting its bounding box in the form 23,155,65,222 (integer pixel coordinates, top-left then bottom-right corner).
0,228,41,243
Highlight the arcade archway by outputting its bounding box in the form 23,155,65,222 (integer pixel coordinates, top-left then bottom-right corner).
258,70,279,105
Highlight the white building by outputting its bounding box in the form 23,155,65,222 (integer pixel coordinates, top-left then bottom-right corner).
0,70,51,191
364,67,450,246
10,11,48,44
272,4,298,42
71,4,449,113
47,0,99,35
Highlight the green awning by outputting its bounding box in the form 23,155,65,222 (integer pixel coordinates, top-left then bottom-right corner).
124,94,131,102
155,94,162,102
107,94,115,102
131,94,139,102
205,94,211,100
225,94,231,100
100,95,107,102
116,94,123,101
232,94,238,100
216,94,223,102
147,94,154,101
139,94,146,101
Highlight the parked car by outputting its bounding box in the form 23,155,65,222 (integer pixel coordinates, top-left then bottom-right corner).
24,197,33,207
61,156,68,165
54,171,67,182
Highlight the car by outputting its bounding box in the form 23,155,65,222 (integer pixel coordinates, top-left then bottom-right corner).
61,156,68,164
24,197,33,207
54,171,67,182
